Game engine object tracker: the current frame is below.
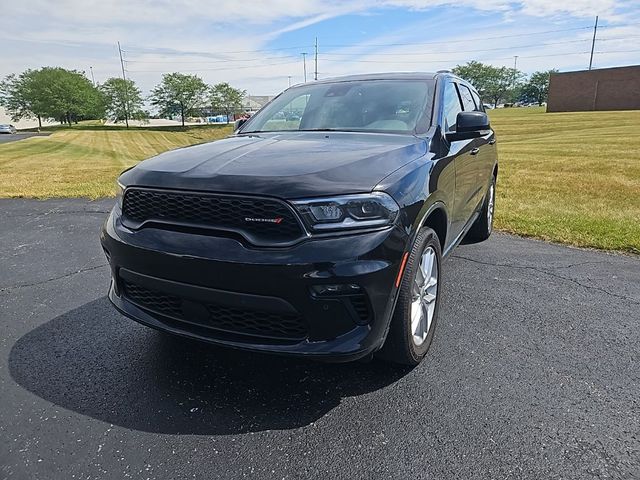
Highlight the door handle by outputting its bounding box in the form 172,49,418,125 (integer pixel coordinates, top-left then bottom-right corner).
489,139,496,145
470,148,480,155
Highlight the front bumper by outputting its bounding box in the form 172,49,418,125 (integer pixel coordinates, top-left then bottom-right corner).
101,207,408,362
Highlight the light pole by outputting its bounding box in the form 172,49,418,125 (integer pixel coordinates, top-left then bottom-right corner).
301,53,308,83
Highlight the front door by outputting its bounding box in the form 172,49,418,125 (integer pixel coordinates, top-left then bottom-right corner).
442,82,478,241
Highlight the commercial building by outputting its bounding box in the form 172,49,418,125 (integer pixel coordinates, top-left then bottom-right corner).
547,65,640,112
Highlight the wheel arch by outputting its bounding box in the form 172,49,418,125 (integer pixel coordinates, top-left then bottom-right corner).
415,201,448,253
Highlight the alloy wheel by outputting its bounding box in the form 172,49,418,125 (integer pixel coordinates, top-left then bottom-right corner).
410,246,438,346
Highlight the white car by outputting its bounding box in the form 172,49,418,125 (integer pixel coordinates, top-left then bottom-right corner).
0,124,18,134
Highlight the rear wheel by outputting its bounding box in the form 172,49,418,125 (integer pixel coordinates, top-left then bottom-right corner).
379,227,442,366
465,174,496,243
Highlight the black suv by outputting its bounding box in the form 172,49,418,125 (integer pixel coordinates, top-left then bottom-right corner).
101,72,497,365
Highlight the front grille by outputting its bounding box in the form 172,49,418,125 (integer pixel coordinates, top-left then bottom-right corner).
121,280,307,341
122,188,305,245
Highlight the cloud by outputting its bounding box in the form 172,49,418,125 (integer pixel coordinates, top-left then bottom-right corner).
0,0,636,97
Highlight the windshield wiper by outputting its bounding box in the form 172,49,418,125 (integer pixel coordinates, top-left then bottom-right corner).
296,128,340,132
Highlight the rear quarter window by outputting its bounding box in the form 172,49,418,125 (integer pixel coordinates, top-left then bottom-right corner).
458,84,477,111
470,90,484,112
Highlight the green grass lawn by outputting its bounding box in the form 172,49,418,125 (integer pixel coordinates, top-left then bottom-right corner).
0,110,638,253
0,124,233,198
488,107,640,254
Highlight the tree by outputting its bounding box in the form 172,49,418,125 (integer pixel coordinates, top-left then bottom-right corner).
520,70,557,105
0,67,104,126
100,77,145,126
149,73,208,126
0,71,49,128
484,67,525,107
210,82,246,124
453,61,524,107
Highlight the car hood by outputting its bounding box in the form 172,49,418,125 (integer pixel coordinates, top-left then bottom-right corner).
120,131,428,198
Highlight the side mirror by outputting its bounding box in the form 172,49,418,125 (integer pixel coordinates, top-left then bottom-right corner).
234,118,247,131
446,111,490,142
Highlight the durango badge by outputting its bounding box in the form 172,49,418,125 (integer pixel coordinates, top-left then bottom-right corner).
244,217,284,224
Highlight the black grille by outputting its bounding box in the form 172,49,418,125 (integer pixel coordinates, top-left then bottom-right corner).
349,294,371,322
121,280,307,341
122,188,304,245
123,281,183,318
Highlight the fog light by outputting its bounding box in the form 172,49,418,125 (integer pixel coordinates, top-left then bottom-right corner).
310,284,362,296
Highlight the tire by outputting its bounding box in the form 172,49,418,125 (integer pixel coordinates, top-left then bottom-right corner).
378,227,442,366
465,174,496,243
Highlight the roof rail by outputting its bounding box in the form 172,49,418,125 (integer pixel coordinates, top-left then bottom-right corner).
436,69,452,74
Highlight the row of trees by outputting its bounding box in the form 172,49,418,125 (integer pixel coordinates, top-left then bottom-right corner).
452,61,556,107
0,68,104,127
0,67,246,128
1,63,553,127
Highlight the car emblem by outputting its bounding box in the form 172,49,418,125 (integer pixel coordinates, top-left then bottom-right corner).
244,217,284,224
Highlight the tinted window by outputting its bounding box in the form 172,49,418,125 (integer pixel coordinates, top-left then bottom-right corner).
470,90,484,112
458,84,476,111
442,82,462,132
243,80,432,134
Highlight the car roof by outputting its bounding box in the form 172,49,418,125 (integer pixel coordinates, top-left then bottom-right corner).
308,72,452,84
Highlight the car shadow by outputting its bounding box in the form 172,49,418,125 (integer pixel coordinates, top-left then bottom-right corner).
9,297,410,435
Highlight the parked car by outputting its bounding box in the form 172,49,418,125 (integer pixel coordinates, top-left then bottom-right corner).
102,72,498,365
0,124,17,134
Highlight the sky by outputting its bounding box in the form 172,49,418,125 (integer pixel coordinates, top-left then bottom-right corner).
1,0,639,97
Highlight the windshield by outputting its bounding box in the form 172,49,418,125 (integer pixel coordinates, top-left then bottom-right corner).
241,80,432,134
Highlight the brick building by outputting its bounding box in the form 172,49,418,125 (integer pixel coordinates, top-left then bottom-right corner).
547,65,640,112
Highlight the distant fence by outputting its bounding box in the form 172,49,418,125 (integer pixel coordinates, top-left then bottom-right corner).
547,65,640,112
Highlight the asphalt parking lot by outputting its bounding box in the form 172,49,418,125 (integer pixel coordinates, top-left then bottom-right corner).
1,198,639,479
0,132,51,144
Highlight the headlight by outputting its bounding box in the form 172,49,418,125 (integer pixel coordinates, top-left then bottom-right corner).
115,180,125,208
292,192,399,232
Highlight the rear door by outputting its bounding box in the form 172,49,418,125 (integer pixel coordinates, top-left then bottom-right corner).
442,81,478,240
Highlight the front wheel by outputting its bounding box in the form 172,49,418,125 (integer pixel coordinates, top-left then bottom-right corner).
378,227,442,366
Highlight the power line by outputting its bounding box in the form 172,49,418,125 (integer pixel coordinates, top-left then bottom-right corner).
122,45,314,55
126,59,300,73
320,38,595,57
124,55,298,64
320,26,598,48
124,48,640,73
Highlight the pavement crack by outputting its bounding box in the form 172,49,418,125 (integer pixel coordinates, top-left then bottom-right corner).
450,254,639,305
0,263,108,292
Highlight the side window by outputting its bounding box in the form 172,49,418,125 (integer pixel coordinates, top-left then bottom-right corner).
458,84,476,111
470,90,484,112
442,82,463,132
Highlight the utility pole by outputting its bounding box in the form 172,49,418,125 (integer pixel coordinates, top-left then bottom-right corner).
89,66,95,86
589,15,599,70
117,41,130,129
512,55,519,89
314,37,318,81
301,52,308,83
287,76,292,88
